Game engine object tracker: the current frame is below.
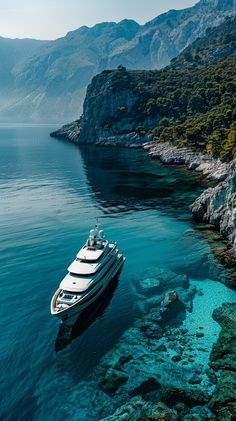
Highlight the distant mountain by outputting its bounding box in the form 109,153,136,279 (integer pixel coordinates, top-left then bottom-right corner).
0,0,236,123
0,37,47,113
52,15,236,160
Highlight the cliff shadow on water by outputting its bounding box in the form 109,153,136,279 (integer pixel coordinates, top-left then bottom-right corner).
78,144,211,219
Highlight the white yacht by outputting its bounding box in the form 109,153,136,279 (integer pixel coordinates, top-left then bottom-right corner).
50,224,125,325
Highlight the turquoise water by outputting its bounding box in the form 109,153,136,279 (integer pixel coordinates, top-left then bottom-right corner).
0,125,234,420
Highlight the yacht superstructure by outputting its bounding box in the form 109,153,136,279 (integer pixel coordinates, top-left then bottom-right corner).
50,225,125,325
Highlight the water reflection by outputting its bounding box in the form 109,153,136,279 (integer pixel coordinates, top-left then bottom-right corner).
79,145,210,217
55,277,120,352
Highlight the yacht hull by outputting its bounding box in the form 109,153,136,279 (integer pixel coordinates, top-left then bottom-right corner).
51,254,125,326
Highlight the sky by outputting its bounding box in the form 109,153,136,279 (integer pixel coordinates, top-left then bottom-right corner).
0,0,198,40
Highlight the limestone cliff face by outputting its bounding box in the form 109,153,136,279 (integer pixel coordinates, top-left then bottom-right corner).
51,68,155,145
79,70,139,143
192,164,236,243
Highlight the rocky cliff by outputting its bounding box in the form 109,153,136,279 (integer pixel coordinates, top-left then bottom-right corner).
51,15,236,155
192,164,236,243
1,0,236,122
51,15,236,246
50,67,155,145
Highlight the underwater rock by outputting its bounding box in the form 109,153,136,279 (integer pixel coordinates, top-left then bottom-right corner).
210,303,236,371
208,303,236,418
161,386,210,408
139,277,162,295
174,403,215,420
171,355,182,362
129,376,161,397
161,291,178,307
99,368,129,394
160,291,186,325
138,269,189,296
100,397,178,421
208,371,236,416
196,332,204,338
188,374,202,385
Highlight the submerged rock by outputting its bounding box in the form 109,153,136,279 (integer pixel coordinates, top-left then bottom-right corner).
209,371,236,414
129,376,161,397
210,303,236,371
209,303,236,418
139,277,162,295
100,398,177,421
161,386,210,408
138,270,189,296
99,368,129,394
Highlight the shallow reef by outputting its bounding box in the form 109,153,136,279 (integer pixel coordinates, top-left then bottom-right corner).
60,265,236,421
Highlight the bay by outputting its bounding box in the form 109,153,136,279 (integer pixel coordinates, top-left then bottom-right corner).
0,125,234,420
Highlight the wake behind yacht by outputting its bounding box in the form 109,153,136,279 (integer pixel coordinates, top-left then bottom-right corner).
50,224,125,325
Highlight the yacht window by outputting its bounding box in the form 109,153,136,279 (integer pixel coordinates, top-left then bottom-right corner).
63,290,78,296
69,272,90,278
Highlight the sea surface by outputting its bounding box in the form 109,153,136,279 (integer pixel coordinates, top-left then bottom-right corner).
0,125,235,420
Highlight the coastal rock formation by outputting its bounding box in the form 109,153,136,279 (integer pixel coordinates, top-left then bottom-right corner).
208,303,236,419
50,68,155,145
144,141,236,248
51,122,152,147
192,164,236,243
51,120,81,143
49,14,236,252
145,142,229,182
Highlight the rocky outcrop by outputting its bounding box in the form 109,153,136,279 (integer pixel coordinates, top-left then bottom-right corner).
208,303,236,419
144,141,236,247
51,68,156,145
50,120,81,143
192,164,236,243
145,142,229,181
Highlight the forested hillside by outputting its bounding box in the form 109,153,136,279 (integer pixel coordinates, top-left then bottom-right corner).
98,16,236,160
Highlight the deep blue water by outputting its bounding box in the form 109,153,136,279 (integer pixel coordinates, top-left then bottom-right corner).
0,125,233,420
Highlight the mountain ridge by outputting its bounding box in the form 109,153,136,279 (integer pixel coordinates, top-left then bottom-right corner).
51,15,236,161
0,0,236,122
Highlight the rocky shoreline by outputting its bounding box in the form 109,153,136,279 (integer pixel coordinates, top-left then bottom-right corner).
143,142,236,260
51,126,236,419
51,122,236,248
50,122,152,148
144,141,229,182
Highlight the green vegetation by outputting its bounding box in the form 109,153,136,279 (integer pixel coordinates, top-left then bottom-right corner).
108,17,236,161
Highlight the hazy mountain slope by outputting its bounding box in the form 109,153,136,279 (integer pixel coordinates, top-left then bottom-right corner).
4,20,139,123
109,0,236,69
52,15,236,160
1,0,236,123
0,37,47,111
